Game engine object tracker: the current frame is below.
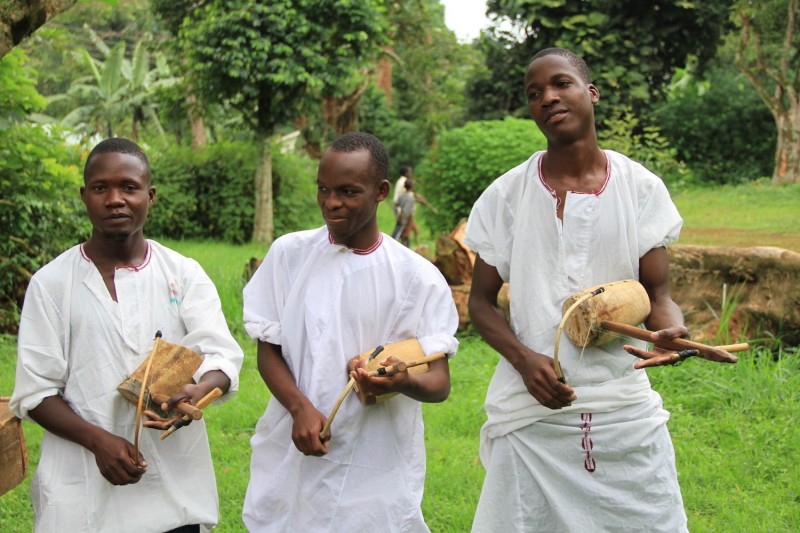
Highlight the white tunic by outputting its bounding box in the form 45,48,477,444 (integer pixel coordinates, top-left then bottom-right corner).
465,150,687,532
242,228,459,533
10,240,243,533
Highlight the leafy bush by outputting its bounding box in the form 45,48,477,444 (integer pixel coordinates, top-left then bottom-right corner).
415,117,547,234
272,145,321,236
597,108,690,190
147,141,318,243
654,66,776,184
0,50,88,333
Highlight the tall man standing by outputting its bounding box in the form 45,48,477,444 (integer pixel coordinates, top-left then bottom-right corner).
11,138,243,532
465,48,736,532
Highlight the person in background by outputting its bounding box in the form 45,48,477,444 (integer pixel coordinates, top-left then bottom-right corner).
392,164,413,215
10,137,243,532
392,178,417,246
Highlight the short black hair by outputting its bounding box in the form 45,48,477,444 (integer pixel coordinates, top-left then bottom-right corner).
329,132,389,183
399,165,412,177
529,48,592,85
84,137,151,183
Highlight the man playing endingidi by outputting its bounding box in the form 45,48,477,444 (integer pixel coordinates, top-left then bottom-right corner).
465,48,737,532
10,137,243,532
242,132,458,532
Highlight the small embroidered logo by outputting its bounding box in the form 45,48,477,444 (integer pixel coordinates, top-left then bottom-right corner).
580,412,596,473
169,281,180,305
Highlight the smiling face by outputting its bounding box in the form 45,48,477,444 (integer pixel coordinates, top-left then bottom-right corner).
316,148,389,250
80,152,155,241
524,53,599,146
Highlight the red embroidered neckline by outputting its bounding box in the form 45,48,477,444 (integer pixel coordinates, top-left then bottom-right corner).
328,233,383,255
79,241,152,271
538,151,611,201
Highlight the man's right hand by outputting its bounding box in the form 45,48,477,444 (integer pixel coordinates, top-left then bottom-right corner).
89,430,147,485
290,403,329,457
512,349,576,410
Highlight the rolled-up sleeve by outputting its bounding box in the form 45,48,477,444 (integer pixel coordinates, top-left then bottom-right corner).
243,244,286,345
10,279,68,420
636,178,683,257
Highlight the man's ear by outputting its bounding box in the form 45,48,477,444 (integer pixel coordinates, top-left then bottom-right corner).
149,186,156,206
376,180,390,202
589,84,600,104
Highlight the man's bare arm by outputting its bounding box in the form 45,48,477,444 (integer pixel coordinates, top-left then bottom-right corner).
468,255,574,409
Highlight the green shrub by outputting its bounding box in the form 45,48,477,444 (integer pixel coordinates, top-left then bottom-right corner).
147,141,319,243
415,117,547,234
654,66,775,184
272,146,320,236
597,108,690,190
0,50,88,333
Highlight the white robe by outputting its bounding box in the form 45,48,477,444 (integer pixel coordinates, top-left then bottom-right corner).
10,240,243,533
465,150,688,532
242,228,459,533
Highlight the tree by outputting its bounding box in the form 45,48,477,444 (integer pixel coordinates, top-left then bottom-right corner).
50,27,178,140
0,49,87,332
386,0,476,141
483,0,733,115
465,27,532,121
733,0,800,184
358,0,480,176
173,0,387,243
0,0,78,59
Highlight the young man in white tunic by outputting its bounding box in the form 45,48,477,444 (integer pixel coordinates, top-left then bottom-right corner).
242,132,459,532
10,138,244,532
464,48,737,532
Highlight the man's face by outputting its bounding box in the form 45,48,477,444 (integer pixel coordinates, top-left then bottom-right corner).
80,152,155,241
317,148,388,250
524,54,599,146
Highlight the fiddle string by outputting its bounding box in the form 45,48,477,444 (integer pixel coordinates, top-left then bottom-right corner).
566,322,593,384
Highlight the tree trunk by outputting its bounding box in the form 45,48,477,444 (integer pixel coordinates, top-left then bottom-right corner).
187,93,207,147
321,77,370,138
0,0,77,59
376,47,393,103
735,0,800,185
252,135,274,244
772,105,800,184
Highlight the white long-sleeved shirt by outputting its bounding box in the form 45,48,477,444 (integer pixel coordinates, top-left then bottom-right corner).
242,228,459,532
11,240,243,532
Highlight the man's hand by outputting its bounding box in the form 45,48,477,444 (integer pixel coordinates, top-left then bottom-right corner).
512,349,576,410
625,325,738,368
349,355,409,400
142,382,209,430
291,402,329,457
89,430,147,485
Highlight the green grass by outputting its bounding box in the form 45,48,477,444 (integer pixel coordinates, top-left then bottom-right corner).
2,183,799,531
673,180,800,251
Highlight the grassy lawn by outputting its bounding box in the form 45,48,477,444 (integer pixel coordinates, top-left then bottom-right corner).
673,180,800,252
2,180,799,531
